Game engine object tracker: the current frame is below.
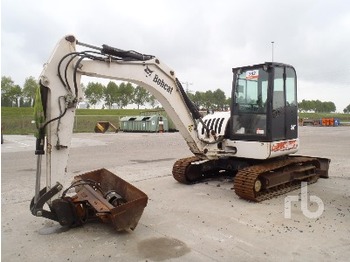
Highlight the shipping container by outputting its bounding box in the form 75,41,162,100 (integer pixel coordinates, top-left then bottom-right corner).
120,115,168,132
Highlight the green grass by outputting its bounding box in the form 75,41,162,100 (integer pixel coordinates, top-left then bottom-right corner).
1,107,36,135
1,107,174,134
299,112,350,122
2,107,349,135
76,108,145,116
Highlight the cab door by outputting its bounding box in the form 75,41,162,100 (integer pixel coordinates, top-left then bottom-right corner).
285,67,298,139
270,66,298,141
231,66,269,142
270,67,285,140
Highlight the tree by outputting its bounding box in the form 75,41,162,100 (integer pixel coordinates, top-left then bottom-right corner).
298,99,317,112
1,76,14,106
225,97,232,109
313,100,336,113
185,89,229,111
192,91,204,109
133,86,150,109
22,76,39,107
1,76,22,107
343,104,350,113
84,82,104,108
148,95,159,108
298,99,310,112
11,85,22,107
104,81,119,109
298,99,336,113
321,101,336,113
212,88,226,110
203,90,214,109
116,82,134,108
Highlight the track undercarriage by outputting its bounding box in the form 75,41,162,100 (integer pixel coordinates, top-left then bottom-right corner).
172,155,330,202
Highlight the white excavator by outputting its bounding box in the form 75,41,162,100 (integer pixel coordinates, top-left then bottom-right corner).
30,35,330,231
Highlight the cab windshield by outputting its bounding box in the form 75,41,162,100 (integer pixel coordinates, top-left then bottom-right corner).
235,68,268,113
232,67,269,136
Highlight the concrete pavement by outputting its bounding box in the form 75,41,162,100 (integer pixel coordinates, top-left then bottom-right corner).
1,127,350,261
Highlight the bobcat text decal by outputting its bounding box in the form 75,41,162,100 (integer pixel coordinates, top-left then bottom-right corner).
144,66,174,94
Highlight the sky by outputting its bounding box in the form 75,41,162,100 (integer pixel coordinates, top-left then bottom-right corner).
1,0,350,112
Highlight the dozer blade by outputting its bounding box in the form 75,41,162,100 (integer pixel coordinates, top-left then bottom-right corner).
71,168,148,231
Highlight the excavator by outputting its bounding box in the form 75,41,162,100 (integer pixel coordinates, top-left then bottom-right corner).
30,35,330,231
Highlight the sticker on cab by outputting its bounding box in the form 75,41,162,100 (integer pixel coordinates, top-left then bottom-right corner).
246,70,259,80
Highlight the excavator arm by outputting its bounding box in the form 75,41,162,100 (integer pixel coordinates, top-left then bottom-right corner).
30,35,216,230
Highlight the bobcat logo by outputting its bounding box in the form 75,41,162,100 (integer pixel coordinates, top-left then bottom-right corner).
144,66,153,77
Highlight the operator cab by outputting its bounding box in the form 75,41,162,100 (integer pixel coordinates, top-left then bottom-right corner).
230,62,298,142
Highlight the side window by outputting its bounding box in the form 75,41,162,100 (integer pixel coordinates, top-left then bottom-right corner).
286,68,296,106
273,67,284,109
261,81,268,108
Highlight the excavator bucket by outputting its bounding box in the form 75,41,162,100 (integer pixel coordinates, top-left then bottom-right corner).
72,168,148,231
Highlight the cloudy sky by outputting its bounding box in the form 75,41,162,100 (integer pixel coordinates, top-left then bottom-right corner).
2,0,350,111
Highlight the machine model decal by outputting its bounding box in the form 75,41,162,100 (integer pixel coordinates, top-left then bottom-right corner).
246,70,259,80
144,66,173,94
272,139,298,152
